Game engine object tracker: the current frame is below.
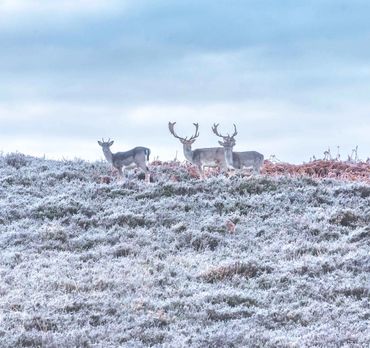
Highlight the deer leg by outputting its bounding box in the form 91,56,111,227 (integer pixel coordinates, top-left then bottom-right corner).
198,165,204,179
144,166,151,183
253,165,260,175
219,162,233,178
228,168,237,177
137,162,151,183
117,167,124,181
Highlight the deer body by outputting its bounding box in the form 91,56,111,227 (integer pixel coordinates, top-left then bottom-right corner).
98,139,151,182
183,145,226,170
229,150,264,173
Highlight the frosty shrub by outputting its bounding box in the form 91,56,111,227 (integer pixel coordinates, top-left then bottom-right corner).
201,261,273,283
5,152,30,169
0,153,369,347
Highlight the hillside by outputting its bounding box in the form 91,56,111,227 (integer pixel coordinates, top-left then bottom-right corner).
0,153,369,347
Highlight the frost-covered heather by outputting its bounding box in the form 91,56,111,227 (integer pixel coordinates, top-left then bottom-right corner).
263,160,370,183
0,153,369,348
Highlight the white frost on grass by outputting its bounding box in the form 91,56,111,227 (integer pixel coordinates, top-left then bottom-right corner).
0,153,369,347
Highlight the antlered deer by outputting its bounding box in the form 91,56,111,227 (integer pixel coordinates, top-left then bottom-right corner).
212,124,264,174
168,122,227,177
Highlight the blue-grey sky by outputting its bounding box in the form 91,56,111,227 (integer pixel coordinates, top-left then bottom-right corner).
1,0,369,163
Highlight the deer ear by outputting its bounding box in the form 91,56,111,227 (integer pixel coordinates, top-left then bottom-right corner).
218,141,224,147
109,140,114,146
98,141,102,146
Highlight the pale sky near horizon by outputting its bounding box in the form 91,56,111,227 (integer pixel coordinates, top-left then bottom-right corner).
0,0,369,163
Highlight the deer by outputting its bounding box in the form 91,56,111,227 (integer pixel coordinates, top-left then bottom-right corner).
168,122,227,177
212,124,264,174
98,139,151,182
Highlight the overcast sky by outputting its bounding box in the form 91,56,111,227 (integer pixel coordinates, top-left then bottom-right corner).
1,0,369,163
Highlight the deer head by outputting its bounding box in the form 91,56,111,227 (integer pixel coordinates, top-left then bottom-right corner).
168,122,200,146
98,138,114,148
212,123,237,170
212,123,237,148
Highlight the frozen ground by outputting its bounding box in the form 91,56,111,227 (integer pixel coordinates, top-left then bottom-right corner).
0,153,369,347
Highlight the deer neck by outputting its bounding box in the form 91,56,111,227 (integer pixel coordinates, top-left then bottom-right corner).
102,147,114,164
183,143,194,162
224,146,234,169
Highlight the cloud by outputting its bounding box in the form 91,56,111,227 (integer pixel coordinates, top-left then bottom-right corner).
0,0,369,163
0,0,122,15
0,0,127,32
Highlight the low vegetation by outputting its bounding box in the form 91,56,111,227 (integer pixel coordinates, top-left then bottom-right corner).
0,153,369,347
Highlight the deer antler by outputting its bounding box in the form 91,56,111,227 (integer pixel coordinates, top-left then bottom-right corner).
168,122,187,141
230,124,238,138
212,123,238,139
168,122,200,142
212,123,223,138
189,123,200,141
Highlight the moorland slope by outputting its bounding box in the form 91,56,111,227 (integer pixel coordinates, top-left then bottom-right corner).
0,153,369,347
